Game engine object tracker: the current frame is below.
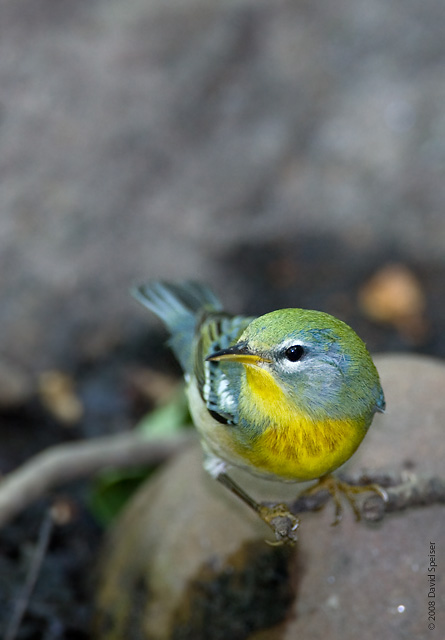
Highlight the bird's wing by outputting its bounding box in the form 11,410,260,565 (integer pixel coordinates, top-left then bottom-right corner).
193,312,253,425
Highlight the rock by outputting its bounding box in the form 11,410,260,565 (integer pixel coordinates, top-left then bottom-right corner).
94,445,297,640
284,353,445,640
93,354,445,639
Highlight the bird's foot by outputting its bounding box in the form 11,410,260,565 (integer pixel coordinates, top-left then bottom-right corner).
216,472,299,544
301,474,388,525
257,503,299,545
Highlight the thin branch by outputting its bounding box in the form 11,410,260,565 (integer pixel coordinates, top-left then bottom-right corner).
5,509,54,640
1,433,443,541
260,470,445,543
0,431,194,529
289,469,445,521
347,470,445,521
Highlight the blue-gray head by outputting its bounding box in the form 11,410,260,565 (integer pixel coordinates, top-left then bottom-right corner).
207,308,385,421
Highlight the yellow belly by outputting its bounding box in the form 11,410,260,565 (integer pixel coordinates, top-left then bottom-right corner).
188,368,368,483
237,414,366,481
235,364,368,481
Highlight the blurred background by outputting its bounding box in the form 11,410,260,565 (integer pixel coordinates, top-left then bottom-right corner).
0,0,444,637
1,0,445,375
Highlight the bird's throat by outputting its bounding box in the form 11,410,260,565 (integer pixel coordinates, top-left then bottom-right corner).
239,364,366,481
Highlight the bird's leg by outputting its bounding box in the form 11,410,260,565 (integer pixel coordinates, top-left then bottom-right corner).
301,474,388,525
216,472,299,544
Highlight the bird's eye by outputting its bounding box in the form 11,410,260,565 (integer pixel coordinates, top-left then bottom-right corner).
284,345,305,362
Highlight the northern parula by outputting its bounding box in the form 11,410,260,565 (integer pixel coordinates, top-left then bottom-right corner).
133,281,386,542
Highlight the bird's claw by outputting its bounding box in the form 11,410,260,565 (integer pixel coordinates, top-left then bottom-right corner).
301,475,388,526
258,503,299,545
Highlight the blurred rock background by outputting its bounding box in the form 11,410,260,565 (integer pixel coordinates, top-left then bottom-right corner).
1,0,444,373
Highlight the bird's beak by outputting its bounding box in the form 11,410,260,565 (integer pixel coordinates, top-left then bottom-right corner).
206,342,271,366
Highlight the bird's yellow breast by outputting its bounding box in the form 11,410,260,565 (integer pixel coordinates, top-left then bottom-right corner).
236,365,368,481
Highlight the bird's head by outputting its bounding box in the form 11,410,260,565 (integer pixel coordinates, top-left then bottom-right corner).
206,308,385,420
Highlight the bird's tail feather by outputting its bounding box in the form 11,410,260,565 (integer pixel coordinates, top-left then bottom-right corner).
132,281,222,370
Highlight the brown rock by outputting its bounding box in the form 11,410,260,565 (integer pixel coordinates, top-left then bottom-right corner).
94,355,445,640
285,354,445,640
93,445,298,640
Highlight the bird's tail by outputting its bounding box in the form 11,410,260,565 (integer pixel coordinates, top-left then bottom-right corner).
132,281,222,371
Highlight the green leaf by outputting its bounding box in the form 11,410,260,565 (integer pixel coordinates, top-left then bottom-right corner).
89,467,150,526
89,389,193,525
136,389,192,439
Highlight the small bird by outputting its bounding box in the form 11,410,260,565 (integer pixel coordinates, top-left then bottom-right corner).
133,281,386,543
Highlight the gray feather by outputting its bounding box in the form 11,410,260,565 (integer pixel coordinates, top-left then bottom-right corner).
132,281,222,371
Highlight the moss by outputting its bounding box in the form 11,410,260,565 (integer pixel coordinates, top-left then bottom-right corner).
171,540,299,640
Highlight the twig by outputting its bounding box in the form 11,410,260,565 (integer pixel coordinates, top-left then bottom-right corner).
0,431,194,529
4,509,54,640
288,469,445,522
1,433,443,538
359,471,445,521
